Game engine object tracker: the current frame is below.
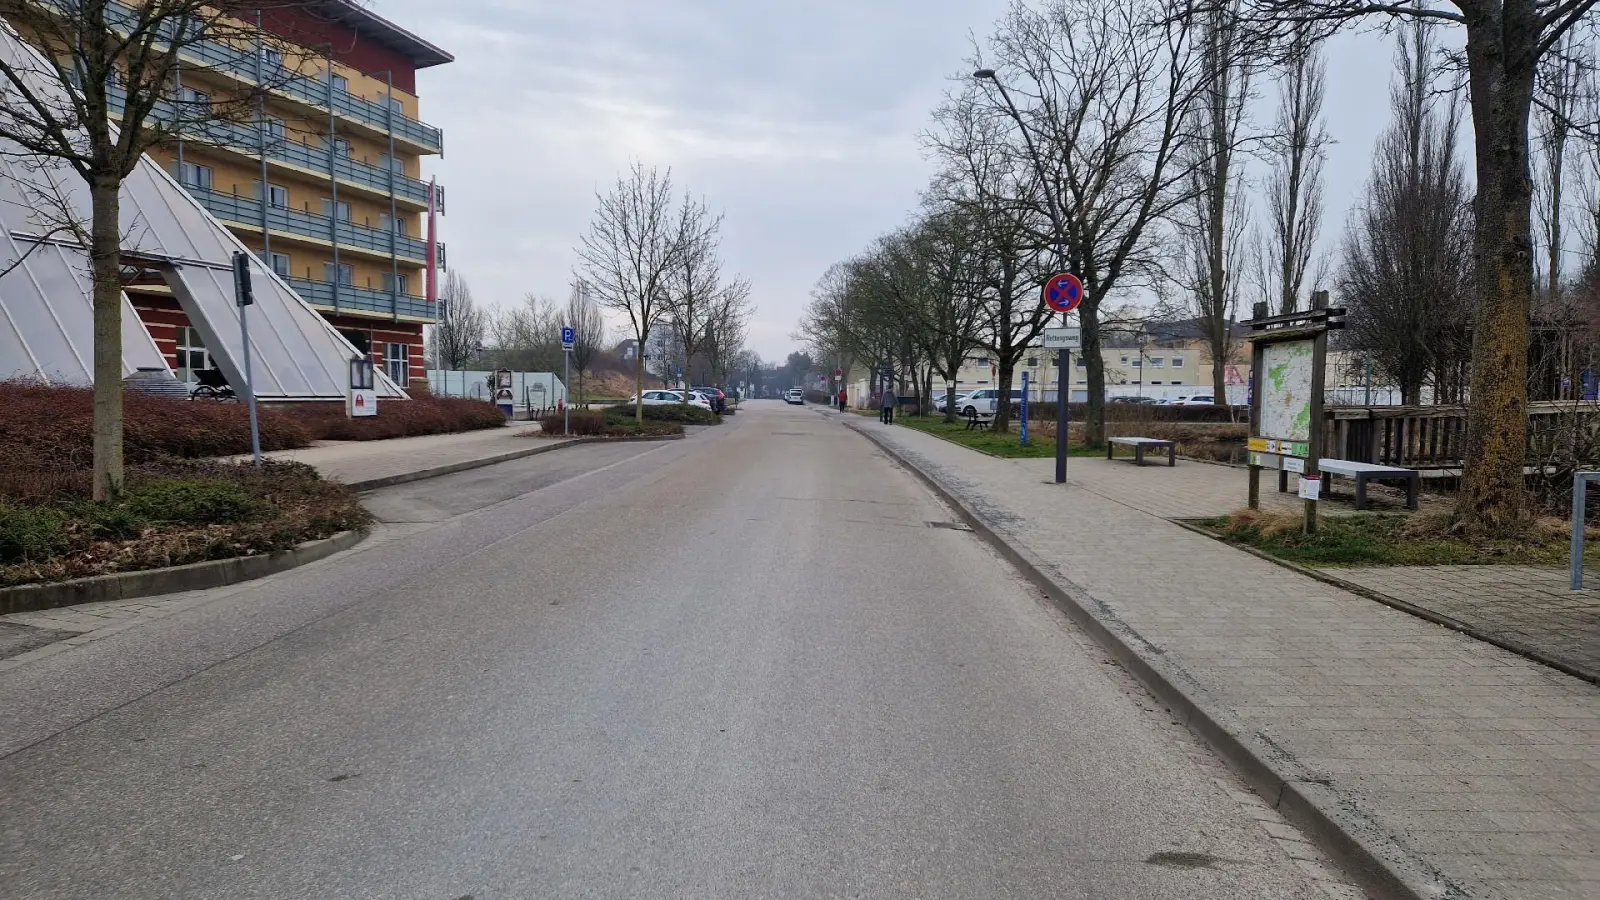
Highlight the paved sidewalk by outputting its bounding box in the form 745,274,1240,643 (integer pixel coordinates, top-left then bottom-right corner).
847,417,1599,900
231,424,565,486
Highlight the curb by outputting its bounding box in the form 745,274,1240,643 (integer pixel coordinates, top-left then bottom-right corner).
844,420,1458,900
1170,519,1599,687
342,438,598,491
0,530,366,617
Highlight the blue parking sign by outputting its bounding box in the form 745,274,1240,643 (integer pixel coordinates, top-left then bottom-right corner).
561,326,574,349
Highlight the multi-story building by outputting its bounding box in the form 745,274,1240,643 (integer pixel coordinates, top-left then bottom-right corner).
117,3,452,392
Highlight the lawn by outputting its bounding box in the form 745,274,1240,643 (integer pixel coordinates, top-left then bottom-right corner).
1199,509,1597,567
896,415,1102,459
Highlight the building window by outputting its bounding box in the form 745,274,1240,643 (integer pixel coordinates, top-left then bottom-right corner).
263,47,283,69
319,199,352,221
1131,358,1142,368
1171,380,1183,386
1171,357,1184,368
1119,356,1129,365
173,326,209,383
253,181,288,208
976,358,990,368
386,96,404,115
1075,357,1086,368
1149,357,1163,368
330,73,348,93
378,214,408,235
377,154,406,174
325,136,352,157
179,162,211,190
1150,380,1162,385
178,87,209,112
257,251,289,277
382,271,409,295
383,342,409,385
264,116,286,144
323,262,353,285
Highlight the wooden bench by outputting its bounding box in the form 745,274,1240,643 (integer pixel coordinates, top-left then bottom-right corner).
1106,436,1175,467
964,409,991,431
1277,459,1419,510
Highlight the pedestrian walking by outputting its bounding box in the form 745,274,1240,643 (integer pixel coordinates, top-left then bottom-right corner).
880,386,896,425
837,388,847,412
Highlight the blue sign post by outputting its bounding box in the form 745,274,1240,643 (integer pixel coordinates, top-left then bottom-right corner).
560,325,574,435
1019,371,1030,446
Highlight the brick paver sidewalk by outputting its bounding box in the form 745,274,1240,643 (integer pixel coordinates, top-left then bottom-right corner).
229,423,563,486
848,418,1599,900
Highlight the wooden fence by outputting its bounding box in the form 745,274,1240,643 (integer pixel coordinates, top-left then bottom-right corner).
1323,401,1599,469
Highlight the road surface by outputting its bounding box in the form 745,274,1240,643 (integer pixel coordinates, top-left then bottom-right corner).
0,403,1344,899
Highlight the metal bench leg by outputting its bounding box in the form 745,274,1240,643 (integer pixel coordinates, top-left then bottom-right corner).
1354,475,1367,510
1168,443,1175,467
1135,445,1146,466
1106,442,1113,460
1279,469,1288,493
1405,475,1418,511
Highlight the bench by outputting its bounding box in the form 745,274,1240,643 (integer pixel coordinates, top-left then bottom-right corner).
1106,436,1175,467
1277,459,1419,510
964,409,991,431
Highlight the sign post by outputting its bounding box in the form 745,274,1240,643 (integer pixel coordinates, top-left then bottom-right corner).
561,325,574,435
1019,371,1030,446
1041,324,1082,485
231,253,261,468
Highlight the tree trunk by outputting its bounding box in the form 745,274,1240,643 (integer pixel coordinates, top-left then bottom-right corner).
90,176,124,501
1211,345,1227,406
993,358,1015,433
944,381,958,424
1082,305,1106,447
1459,32,1535,531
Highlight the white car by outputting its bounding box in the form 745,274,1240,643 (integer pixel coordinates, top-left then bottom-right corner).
933,391,972,413
784,388,804,405
958,389,1025,418
1167,394,1217,406
629,390,713,411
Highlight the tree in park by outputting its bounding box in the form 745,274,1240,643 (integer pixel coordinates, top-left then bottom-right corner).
1248,0,1600,528
0,0,319,498
1256,24,1330,316
575,163,715,422
433,270,487,370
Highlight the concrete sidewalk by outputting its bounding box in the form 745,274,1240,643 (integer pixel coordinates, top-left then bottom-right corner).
231,424,572,488
845,416,1599,900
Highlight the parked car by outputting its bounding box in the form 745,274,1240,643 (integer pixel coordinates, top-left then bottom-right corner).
692,386,727,413
1167,394,1217,406
1110,395,1161,405
628,390,714,411
959,389,1024,419
784,388,804,405
933,391,972,413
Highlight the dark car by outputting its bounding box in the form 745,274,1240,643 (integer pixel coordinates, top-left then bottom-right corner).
692,386,727,413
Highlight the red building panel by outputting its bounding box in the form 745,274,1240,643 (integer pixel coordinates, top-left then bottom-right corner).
259,7,418,93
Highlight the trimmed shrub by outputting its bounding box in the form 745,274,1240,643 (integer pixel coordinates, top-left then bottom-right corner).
293,394,506,441
0,503,68,564
603,402,718,425
122,479,261,525
538,410,682,438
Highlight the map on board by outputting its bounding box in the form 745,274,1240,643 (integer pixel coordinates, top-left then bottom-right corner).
1258,340,1316,445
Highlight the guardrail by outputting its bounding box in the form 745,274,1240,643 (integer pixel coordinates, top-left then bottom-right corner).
287,278,435,321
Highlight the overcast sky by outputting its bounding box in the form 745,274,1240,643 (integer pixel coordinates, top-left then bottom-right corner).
379,0,1402,362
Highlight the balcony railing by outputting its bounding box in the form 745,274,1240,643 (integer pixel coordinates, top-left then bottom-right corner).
110,86,430,205
288,278,436,321
108,1,443,152
186,185,429,262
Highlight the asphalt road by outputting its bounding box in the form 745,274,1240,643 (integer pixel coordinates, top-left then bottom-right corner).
0,403,1334,899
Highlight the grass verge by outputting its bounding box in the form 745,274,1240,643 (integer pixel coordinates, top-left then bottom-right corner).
1199,508,1595,567
896,416,1102,459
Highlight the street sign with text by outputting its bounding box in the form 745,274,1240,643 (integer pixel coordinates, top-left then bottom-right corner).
561,326,574,350
1041,327,1081,350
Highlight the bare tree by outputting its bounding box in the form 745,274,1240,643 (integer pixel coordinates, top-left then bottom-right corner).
575,163,712,421
0,0,321,497
1261,24,1329,314
1181,0,1254,404
658,198,725,401
1531,31,1588,397
703,276,752,386
1340,20,1474,405
974,0,1211,446
1249,0,1600,529
565,279,605,406
431,270,485,370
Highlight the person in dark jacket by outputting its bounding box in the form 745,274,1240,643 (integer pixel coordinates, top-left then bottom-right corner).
880,387,896,424
837,388,848,412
